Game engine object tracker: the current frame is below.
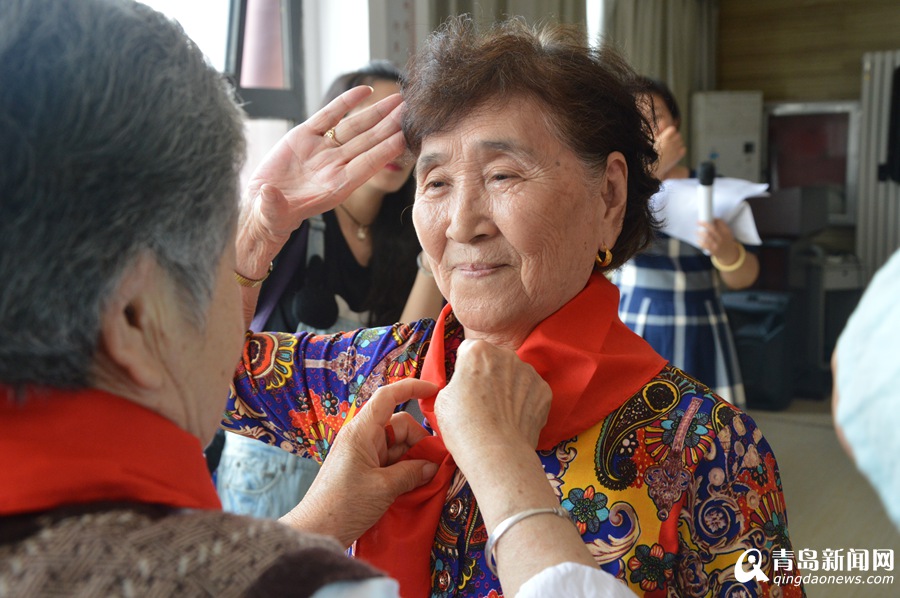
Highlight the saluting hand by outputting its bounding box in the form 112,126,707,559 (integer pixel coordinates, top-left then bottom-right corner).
242,86,406,247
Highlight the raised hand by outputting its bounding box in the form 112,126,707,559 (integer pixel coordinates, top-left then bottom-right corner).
697,217,739,262
240,86,406,251
435,339,552,465
432,340,603,595
698,218,759,289
654,125,687,179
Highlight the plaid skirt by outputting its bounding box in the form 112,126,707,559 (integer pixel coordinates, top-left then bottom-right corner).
612,234,746,407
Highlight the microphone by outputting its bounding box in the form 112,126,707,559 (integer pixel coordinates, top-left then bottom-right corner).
697,161,716,224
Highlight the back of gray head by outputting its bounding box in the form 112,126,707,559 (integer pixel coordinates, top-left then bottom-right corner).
0,0,247,388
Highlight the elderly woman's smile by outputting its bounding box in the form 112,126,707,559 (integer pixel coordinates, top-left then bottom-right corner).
412,97,625,349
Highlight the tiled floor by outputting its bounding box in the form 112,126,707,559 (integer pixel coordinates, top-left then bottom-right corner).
747,397,900,597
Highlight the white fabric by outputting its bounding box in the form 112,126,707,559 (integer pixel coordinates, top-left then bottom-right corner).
834,248,900,530
651,178,767,250
310,577,400,598
517,562,638,598
309,562,636,597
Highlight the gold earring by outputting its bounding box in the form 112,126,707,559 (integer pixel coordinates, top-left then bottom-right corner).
595,248,613,268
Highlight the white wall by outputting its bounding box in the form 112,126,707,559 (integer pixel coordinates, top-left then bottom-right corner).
302,0,371,116
243,1,371,190
368,0,424,69
117,1,376,191
141,0,231,71
586,0,604,46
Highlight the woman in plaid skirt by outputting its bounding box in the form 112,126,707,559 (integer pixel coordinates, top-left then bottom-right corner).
613,78,759,407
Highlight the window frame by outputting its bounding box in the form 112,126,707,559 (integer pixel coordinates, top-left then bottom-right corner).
226,0,306,121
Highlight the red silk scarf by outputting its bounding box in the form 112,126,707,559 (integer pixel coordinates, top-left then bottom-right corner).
355,272,666,596
0,387,221,516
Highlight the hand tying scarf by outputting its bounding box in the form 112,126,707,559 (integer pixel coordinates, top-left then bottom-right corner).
355,273,666,596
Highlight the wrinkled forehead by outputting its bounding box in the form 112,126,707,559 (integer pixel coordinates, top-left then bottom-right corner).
407,91,560,152
413,94,562,166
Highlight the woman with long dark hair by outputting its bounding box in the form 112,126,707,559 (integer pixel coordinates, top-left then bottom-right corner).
260,60,437,333
216,61,442,519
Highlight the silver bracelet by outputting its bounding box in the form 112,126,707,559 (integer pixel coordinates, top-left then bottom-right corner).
485,506,570,576
416,251,434,277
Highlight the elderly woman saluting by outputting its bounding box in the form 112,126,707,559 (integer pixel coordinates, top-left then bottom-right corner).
227,17,802,598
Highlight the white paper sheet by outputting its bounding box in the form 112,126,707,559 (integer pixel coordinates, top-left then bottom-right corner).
651,178,768,250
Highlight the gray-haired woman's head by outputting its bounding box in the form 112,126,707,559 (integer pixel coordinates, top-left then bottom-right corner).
0,0,246,388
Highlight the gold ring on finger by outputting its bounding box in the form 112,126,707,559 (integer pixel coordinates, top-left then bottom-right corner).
324,128,342,146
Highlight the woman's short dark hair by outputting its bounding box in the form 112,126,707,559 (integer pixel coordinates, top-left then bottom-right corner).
401,16,660,270
322,61,418,326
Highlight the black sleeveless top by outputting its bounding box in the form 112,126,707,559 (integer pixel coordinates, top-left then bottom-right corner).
262,210,373,333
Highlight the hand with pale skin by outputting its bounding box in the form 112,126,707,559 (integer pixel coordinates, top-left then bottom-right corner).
697,218,738,259
653,125,687,180
236,86,406,323
279,379,439,548
434,340,597,596
436,340,551,457
697,218,760,290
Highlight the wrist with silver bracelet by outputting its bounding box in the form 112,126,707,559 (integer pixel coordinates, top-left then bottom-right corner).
484,506,571,576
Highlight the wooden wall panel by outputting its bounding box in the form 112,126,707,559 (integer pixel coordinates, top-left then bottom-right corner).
718,0,900,101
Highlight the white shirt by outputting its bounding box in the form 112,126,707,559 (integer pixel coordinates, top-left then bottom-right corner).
835,248,900,530
310,562,637,598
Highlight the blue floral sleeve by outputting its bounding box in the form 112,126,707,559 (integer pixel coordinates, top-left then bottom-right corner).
676,408,803,597
222,320,434,463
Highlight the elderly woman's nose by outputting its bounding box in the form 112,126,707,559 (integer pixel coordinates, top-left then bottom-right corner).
444,184,495,242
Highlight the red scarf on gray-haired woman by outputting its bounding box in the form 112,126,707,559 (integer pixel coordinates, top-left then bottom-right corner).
354,272,666,596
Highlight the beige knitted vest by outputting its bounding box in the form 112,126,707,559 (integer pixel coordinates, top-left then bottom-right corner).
0,503,383,597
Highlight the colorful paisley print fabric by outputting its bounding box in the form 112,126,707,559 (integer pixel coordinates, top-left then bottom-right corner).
224,320,804,597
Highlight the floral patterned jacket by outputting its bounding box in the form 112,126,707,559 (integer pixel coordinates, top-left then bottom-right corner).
223,318,804,597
